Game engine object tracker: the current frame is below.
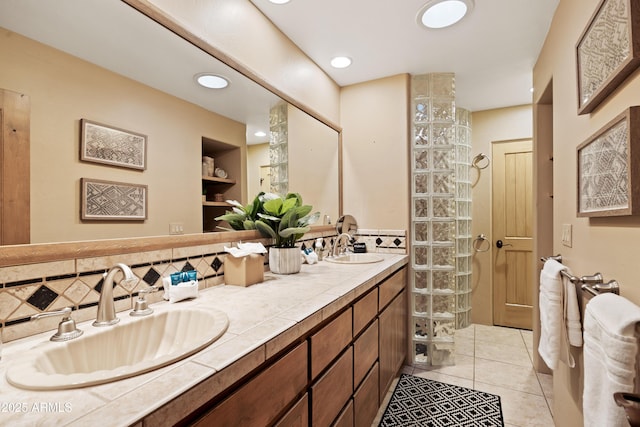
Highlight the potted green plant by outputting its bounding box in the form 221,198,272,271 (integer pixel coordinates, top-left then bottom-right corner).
216,192,319,274
214,192,265,231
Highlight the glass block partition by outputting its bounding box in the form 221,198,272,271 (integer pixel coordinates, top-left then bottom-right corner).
410,74,472,366
269,101,289,195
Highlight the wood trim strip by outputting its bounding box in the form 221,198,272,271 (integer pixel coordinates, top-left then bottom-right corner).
0,226,336,267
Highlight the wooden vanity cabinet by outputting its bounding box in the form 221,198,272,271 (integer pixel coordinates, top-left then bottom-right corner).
309,308,352,379
353,288,378,336
275,394,309,427
311,346,353,427
173,265,408,427
333,400,354,427
353,362,380,427
379,268,407,402
353,319,378,387
193,342,308,427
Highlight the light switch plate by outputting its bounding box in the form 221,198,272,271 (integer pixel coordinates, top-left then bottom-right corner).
561,224,572,247
169,222,184,235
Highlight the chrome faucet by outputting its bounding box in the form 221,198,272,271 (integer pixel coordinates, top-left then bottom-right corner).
331,233,353,257
94,263,135,327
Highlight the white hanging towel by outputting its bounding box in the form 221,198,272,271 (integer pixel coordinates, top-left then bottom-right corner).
583,293,640,427
538,259,582,370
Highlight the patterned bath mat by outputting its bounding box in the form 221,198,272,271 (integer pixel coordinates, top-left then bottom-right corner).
378,374,504,426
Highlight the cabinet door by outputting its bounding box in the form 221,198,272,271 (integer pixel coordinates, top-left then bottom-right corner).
310,308,352,379
354,362,379,427
379,289,407,401
353,287,378,336
379,267,406,310
275,393,308,427
195,342,308,427
353,319,378,388
333,399,354,427
311,347,353,427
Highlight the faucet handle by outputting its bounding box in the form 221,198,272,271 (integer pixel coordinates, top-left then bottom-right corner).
31,307,83,342
130,286,160,317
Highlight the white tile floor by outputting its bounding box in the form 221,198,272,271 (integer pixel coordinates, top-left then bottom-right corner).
374,324,555,427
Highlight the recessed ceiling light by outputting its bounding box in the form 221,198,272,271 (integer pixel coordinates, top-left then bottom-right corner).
195,73,229,89
269,0,291,4
418,0,474,29
330,56,352,69
254,131,267,137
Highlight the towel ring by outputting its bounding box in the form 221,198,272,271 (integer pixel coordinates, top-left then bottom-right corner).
473,234,491,252
472,153,490,169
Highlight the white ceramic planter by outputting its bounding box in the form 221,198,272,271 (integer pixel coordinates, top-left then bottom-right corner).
268,247,301,274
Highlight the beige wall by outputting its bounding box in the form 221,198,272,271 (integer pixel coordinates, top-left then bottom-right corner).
247,143,269,199
534,0,640,424
288,105,340,223
1,29,246,243
340,75,410,230
145,0,341,125
470,105,533,325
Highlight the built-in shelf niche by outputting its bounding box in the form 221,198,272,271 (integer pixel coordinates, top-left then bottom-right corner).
201,137,242,233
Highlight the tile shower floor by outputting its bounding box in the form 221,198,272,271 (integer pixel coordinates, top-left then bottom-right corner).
374,324,554,427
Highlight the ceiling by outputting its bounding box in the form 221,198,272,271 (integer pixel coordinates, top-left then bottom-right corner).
250,0,560,112
0,0,281,144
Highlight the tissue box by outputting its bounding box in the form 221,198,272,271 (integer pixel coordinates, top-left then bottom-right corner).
224,253,264,287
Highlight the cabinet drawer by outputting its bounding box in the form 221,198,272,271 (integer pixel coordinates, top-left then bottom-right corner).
354,362,379,427
275,393,308,427
196,342,308,427
311,347,353,427
379,267,406,310
353,319,378,388
353,287,378,336
310,308,352,379
333,399,354,427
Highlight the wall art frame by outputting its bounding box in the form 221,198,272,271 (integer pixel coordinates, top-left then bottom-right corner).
577,107,640,217
576,0,640,115
80,119,147,170
81,178,148,221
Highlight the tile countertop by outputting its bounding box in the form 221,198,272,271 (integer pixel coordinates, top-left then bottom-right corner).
0,253,408,427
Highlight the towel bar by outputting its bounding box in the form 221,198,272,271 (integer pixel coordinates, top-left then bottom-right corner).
540,255,620,295
541,255,638,411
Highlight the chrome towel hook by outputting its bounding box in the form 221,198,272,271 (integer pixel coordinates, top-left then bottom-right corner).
472,153,490,169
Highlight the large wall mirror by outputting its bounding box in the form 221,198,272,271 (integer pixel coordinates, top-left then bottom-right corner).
0,0,340,245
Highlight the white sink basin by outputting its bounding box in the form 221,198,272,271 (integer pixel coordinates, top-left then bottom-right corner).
325,253,384,264
6,307,228,390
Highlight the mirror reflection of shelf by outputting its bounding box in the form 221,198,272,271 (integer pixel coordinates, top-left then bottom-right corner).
202,201,232,207
202,176,236,184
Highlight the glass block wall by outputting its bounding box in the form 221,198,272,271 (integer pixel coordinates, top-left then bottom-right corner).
269,101,289,195
410,73,472,366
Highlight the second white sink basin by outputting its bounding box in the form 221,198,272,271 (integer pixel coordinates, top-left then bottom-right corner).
325,253,384,264
6,307,228,390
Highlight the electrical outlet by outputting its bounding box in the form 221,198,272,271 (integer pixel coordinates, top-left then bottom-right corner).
561,224,572,247
169,222,184,235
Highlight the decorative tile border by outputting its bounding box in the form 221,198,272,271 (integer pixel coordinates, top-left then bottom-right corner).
353,229,407,254
0,228,405,342
0,233,323,342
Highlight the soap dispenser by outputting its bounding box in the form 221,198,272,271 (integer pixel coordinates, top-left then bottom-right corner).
315,238,324,261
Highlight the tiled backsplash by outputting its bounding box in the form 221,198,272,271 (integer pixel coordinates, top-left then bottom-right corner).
354,229,407,253
0,228,406,343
